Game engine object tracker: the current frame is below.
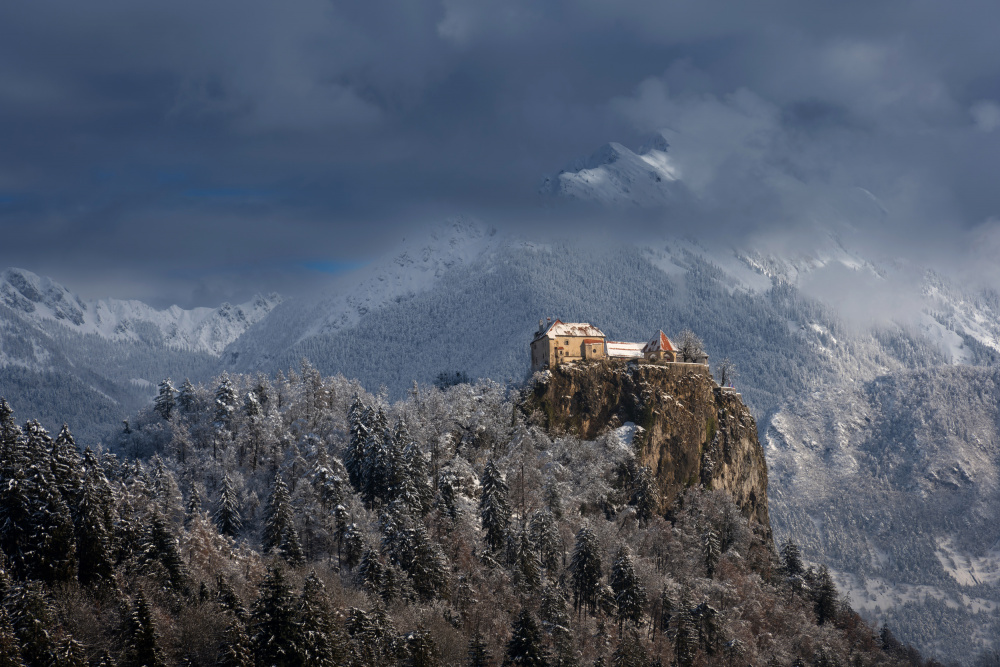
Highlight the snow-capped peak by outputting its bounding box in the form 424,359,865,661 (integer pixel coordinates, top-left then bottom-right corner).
539,133,686,208
0,267,281,356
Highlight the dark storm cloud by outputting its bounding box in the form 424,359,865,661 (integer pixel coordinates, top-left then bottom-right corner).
2,0,1000,304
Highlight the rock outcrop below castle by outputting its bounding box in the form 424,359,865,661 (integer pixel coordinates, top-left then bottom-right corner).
524,360,772,540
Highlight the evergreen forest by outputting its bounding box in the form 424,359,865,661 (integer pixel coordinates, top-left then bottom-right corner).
0,362,939,666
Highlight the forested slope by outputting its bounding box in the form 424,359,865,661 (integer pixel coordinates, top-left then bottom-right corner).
0,364,930,666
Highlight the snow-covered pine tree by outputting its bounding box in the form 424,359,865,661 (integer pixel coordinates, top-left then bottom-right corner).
611,629,647,667
139,509,188,590
610,546,647,631
263,475,304,565
513,526,541,590
570,526,602,615
5,581,59,666
540,585,575,667
406,627,442,667
75,448,116,586
128,590,168,667
467,633,492,667
215,475,243,538
0,606,22,667
813,565,838,625
529,508,562,572
213,374,238,439
674,588,697,667
2,420,78,583
154,379,176,420
178,378,198,413
703,528,720,579
479,459,511,556
345,394,372,490
503,609,547,667
251,567,300,667
781,538,804,577
360,408,392,506
297,572,343,666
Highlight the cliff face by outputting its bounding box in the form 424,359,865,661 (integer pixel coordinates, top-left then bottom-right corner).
525,361,771,539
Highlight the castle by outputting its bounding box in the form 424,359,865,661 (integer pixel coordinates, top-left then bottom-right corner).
529,319,707,373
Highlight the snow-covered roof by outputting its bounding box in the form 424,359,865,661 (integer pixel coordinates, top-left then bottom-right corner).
605,341,645,359
535,320,606,340
642,330,675,354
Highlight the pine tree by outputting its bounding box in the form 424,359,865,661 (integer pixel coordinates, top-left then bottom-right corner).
346,606,398,667
570,526,602,615
139,509,187,590
75,449,115,586
178,378,198,413
405,440,435,515
127,590,166,667
529,509,561,572
215,475,243,538
674,589,697,667
610,546,646,630
467,632,493,667
342,522,363,570
297,572,343,666
54,636,88,667
252,567,301,667
630,465,657,524
480,459,511,555
781,538,804,577
703,528,721,578
154,379,176,420
540,585,576,667
263,475,304,565
214,374,238,437
217,586,253,667
51,424,84,506
361,409,392,506
0,420,77,583
6,582,58,666
0,606,21,667
185,484,202,526
513,526,541,590
503,609,548,667
611,629,646,667
406,627,442,667
95,649,118,667
311,448,346,513
813,565,838,625
345,395,371,490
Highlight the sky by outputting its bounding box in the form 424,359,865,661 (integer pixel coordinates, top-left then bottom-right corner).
2,0,1000,307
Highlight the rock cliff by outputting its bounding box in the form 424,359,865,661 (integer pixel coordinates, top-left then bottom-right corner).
524,360,771,539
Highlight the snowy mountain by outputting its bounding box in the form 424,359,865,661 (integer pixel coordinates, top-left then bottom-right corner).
539,134,692,208
0,268,280,442
0,267,280,356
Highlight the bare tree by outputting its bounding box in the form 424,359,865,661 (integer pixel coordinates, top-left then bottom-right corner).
715,357,737,387
677,329,705,363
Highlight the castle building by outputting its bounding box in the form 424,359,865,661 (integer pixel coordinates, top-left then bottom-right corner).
530,319,606,372
531,320,696,372
642,330,677,362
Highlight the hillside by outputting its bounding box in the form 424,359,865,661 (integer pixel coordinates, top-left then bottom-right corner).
524,361,770,536
0,364,927,666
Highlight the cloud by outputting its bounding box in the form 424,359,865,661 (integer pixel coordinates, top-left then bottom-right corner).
971,101,1000,132
1,0,1000,302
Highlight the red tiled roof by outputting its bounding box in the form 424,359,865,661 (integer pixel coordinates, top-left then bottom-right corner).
642,330,675,354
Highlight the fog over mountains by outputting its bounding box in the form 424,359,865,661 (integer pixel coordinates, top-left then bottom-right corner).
4,137,1000,660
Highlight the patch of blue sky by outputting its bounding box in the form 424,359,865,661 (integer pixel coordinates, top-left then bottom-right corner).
300,260,368,274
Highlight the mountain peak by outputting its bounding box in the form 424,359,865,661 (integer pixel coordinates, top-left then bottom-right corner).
539,135,685,208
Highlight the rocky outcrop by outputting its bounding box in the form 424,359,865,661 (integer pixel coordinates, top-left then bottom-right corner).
524,360,771,539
